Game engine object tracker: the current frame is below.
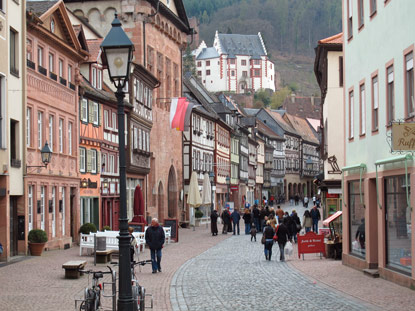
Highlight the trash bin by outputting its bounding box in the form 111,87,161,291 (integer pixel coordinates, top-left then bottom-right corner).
96,236,106,251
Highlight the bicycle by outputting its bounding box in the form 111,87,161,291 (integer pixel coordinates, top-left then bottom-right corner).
131,260,153,311
77,266,116,311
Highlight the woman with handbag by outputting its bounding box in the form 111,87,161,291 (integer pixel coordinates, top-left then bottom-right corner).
291,210,301,243
262,220,275,261
276,218,289,262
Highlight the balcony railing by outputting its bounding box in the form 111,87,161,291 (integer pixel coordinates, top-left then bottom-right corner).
49,72,57,81
60,77,67,86
38,65,47,76
27,59,35,70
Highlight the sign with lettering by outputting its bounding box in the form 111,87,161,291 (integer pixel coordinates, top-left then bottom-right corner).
164,219,179,242
392,123,415,150
297,231,326,259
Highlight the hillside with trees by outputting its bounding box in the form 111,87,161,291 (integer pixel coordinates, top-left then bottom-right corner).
184,0,342,96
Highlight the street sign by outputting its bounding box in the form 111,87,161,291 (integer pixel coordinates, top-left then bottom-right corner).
392,123,415,150
297,231,326,259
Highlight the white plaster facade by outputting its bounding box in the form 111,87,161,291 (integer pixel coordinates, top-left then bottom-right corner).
195,31,275,93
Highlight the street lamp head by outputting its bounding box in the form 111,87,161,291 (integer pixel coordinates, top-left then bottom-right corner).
226,175,230,185
100,13,134,88
80,178,88,188
40,141,52,166
209,171,215,183
103,178,109,189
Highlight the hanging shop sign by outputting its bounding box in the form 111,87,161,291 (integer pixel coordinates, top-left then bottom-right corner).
392,123,415,151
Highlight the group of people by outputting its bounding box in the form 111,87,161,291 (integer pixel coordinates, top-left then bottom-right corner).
209,202,323,262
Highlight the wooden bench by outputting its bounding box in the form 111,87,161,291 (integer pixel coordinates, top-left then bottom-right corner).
62,260,87,279
96,249,115,264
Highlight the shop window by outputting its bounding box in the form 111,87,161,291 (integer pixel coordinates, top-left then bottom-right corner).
349,180,365,258
385,175,411,274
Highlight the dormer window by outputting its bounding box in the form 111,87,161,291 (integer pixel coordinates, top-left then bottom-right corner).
91,66,103,90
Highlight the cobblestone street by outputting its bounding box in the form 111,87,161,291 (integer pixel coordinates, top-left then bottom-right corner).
170,234,375,311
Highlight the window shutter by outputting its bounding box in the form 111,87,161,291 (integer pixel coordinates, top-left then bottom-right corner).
97,150,100,173
88,101,93,123
79,149,82,172
87,150,92,172
98,104,101,126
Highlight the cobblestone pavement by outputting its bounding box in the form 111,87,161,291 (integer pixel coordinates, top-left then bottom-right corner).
0,226,229,311
170,233,408,311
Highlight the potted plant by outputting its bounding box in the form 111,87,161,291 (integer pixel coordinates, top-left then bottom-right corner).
79,223,98,235
28,229,48,256
195,209,203,227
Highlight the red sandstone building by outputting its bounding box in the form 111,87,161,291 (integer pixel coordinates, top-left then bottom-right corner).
65,0,191,225
26,0,87,248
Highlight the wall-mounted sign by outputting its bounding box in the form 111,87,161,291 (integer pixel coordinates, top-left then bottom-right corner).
392,123,415,150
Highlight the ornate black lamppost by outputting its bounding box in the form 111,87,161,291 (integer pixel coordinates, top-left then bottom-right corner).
100,13,134,311
209,171,215,212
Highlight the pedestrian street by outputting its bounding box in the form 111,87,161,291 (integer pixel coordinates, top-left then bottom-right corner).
170,234,378,311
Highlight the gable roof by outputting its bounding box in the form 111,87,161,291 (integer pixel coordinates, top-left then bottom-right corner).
283,113,319,144
256,119,283,140
27,0,86,57
266,109,299,136
86,38,103,63
218,33,266,56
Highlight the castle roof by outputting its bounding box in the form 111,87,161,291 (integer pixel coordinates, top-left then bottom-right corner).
217,33,266,56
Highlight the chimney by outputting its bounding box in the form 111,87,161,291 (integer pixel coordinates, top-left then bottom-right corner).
291,93,295,104
311,95,314,106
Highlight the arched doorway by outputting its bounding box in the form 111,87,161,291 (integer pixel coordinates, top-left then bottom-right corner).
157,181,164,222
288,183,292,197
293,183,297,195
303,183,306,196
167,166,177,218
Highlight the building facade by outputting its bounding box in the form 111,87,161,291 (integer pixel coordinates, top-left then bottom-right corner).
0,0,25,261
194,31,275,93
314,32,344,218
342,0,415,287
26,0,86,249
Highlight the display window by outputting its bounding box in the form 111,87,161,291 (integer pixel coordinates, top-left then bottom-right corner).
348,180,366,258
384,175,411,274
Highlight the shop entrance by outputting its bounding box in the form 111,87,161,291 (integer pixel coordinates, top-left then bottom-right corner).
9,197,18,256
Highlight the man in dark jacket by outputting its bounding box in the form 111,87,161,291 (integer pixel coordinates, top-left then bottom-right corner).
252,205,260,231
145,218,165,273
277,219,290,262
310,205,321,233
221,208,231,234
231,208,241,235
210,209,219,236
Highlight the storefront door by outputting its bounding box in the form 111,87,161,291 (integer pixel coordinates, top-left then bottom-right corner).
10,197,18,256
384,175,411,274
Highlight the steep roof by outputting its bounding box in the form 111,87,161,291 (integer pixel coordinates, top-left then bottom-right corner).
81,75,116,103
196,47,219,60
27,0,58,16
218,33,266,56
266,109,298,136
283,113,319,144
256,119,283,140
86,38,103,63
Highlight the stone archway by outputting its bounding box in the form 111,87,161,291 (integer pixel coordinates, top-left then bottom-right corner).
288,183,292,197
167,166,178,218
157,181,164,222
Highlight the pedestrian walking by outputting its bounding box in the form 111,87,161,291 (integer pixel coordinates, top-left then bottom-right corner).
295,194,299,206
145,218,165,274
312,195,316,206
290,210,301,243
303,196,309,208
231,208,241,235
128,227,139,263
259,207,267,231
263,221,275,261
310,205,321,233
250,225,257,242
210,209,219,236
221,208,231,234
283,212,294,240
277,219,289,262
252,204,260,231
242,208,252,235
302,210,313,233
276,205,284,223
289,195,294,206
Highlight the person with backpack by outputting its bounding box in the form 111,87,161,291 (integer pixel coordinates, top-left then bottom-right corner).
276,218,290,262
262,221,275,261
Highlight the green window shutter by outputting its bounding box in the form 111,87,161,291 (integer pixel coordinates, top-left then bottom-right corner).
79,100,82,121
98,104,101,126
79,148,82,172
87,150,92,172
88,101,93,123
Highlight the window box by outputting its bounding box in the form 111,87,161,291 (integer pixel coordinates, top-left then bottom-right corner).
38,66,47,76
27,59,35,70
60,77,67,86
11,159,21,168
49,72,57,81
69,82,76,91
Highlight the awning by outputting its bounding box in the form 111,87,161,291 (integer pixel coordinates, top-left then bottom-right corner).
323,211,342,226
375,154,413,210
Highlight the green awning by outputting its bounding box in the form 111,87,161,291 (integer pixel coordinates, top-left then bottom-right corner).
342,163,366,207
375,154,413,210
